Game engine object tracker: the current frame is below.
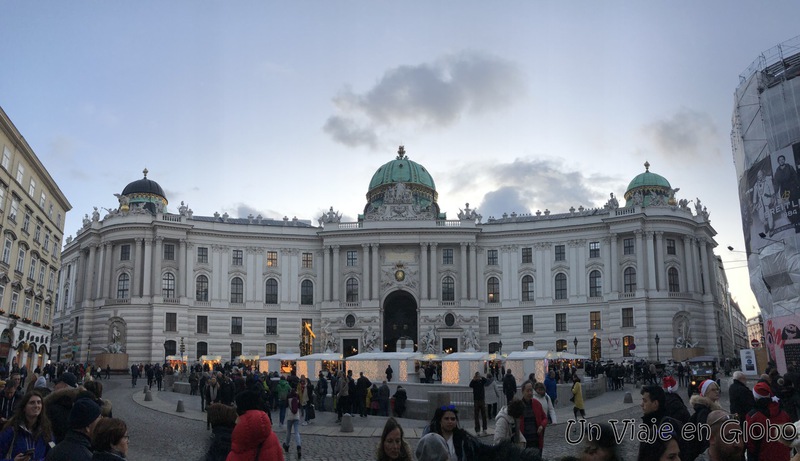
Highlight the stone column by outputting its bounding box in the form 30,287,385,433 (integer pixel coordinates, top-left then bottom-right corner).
700,239,711,295
610,234,618,293
154,237,163,296
97,243,109,299
323,246,330,302
142,239,152,297
683,237,696,293
332,245,340,301
85,245,96,301
460,243,468,300
646,232,656,291
429,243,438,302
185,242,194,300
371,244,379,300
602,237,612,295
635,231,645,291
534,243,545,299
655,232,665,292
469,244,477,300
179,239,187,298
134,239,143,297
420,243,428,300
476,247,485,301
542,244,552,298
508,245,520,300
576,240,586,296
568,241,579,296
362,244,370,301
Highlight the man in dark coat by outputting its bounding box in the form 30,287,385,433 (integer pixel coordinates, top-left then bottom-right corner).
502,369,517,403
355,372,372,417
729,370,755,425
46,398,102,461
662,376,691,424
44,372,82,443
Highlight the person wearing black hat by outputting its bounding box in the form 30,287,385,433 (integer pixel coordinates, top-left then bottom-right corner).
44,372,82,444
46,397,102,461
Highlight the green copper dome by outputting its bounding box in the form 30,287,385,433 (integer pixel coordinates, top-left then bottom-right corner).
624,161,674,207
368,146,436,191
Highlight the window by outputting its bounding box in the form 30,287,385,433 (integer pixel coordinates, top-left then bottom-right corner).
0,286,5,310
487,249,498,266
39,192,45,208
442,248,453,265
166,313,177,332
2,238,11,265
28,178,36,197
231,342,242,358
73,316,79,335
23,298,31,319
163,244,175,261
666,239,676,255
232,249,243,266
523,314,533,333
623,267,636,293
231,317,243,335
345,278,359,302
197,315,208,334
521,275,534,301
521,247,532,264
61,288,68,310
43,304,49,324
117,273,130,298
1,146,9,170
15,247,26,273
300,280,314,305
28,256,36,280
346,250,357,267
265,279,278,304
162,273,176,298
622,307,634,328
267,251,278,267
555,245,566,261
22,211,30,233
230,277,244,303
33,302,41,322
0,187,5,210
15,164,24,184
197,247,209,263
556,313,566,332
590,311,601,330
554,273,567,300
9,197,18,222
487,277,499,303
120,244,130,261
623,335,635,357
668,268,680,293
48,203,53,219
195,275,209,302
164,340,177,356
48,270,55,291
34,224,41,243
197,342,208,356
265,343,277,356
488,316,499,335
10,293,18,315
266,317,277,335
556,339,568,352
589,241,600,258
301,252,313,268
442,276,455,301
589,270,602,297
623,238,635,255
43,233,49,251
38,266,44,286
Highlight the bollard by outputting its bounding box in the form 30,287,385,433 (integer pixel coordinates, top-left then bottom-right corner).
144,390,153,402
176,399,185,413
340,413,354,433
623,392,632,404
144,386,149,394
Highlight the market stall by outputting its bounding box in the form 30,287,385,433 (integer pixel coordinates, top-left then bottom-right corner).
505,350,549,383
440,351,489,385
259,352,300,375
296,351,343,378
199,355,222,370
345,351,422,382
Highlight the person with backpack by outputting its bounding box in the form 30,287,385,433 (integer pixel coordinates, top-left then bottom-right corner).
276,375,290,428
315,371,328,412
283,388,302,459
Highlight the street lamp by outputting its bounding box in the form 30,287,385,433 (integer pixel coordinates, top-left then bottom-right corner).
230,340,234,363
573,337,578,355
655,334,660,362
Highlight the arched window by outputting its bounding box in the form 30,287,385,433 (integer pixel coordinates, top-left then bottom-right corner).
231,342,242,359
668,268,680,293
196,342,208,357
623,267,636,293
523,340,534,350
591,336,601,361
62,287,69,310
265,278,278,304
196,275,209,302
265,343,277,356
164,340,177,356
346,278,359,302
230,277,244,304
554,273,567,300
162,272,175,298
117,274,130,299
521,275,534,301
300,280,314,305
442,276,455,301
489,342,502,353
589,270,602,297
556,339,568,352
487,277,499,303
623,335,635,357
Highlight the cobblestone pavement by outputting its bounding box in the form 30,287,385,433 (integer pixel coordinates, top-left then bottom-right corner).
105,376,733,461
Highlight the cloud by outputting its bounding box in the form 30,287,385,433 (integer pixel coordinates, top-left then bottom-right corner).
642,108,720,159
444,158,621,219
223,203,284,220
324,51,526,148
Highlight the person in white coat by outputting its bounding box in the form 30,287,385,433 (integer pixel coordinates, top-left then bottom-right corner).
493,399,525,447
484,372,500,419
533,381,556,425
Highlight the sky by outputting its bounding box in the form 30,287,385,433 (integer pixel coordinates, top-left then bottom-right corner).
1,1,797,320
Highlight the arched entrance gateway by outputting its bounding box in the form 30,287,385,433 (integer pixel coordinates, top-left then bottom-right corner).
382,291,417,352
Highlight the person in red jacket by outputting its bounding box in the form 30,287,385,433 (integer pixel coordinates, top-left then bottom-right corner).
518,380,548,453
226,390,284,461
746,381,791,461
